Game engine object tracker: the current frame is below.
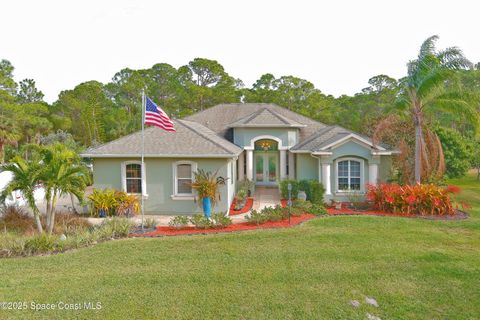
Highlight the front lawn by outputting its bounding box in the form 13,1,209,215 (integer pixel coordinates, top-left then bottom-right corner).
1,174,479,319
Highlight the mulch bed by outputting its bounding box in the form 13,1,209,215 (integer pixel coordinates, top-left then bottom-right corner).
129,213,316,237
229,197,254,216
281,199,468,220
326,208,468,220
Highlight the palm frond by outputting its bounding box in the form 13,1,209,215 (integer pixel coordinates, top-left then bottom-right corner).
437,47,473,69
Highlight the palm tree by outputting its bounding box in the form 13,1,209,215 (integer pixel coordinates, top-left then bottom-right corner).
398,35,475,183
40,144,90,234
1,156,43,233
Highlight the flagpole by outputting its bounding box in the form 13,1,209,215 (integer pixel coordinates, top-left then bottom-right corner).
141,89,145,231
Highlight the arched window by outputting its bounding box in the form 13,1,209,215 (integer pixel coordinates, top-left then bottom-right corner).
173,161,197,196
337,158,362,191
254,139,278,151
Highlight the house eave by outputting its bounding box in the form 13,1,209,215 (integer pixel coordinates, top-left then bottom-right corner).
289,150,333,155
228,124,306,128
320,133,386,151
80,153,240,159
311,151,334,156
371,150,400,156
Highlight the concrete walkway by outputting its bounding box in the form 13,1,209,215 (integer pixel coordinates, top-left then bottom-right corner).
252,186,281,211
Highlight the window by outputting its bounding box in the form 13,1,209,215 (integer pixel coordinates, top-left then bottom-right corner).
173,161,197,196
337,159,362,191
177,164,192,194
126,163,142,194
254,139,278,151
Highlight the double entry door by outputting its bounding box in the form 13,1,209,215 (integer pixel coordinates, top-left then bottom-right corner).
254,152,278,185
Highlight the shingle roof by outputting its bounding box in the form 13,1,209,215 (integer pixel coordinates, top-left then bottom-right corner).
81,119,242,158
227,108,306,128
291,125,389,152
184,103,326,141
82,103,390,158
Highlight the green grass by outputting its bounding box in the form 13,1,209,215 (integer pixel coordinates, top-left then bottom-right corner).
1,174,480,319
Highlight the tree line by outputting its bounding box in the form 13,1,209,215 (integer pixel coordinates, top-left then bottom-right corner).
1,37,479,181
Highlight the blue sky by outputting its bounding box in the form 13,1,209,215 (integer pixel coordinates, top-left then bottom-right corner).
2,0,479,102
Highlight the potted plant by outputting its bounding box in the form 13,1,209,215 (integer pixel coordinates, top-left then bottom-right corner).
191,169,227,218
115,191,140,217
297,190,307,201
330,199,342,210
88,188,118,217
234,188,247,210
238,179,254,197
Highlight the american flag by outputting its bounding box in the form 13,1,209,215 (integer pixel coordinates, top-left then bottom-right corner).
144,97,176,132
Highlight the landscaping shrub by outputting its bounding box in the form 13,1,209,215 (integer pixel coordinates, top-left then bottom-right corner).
1,217,135,258
262,206,286,221
88,189,139,217
115,192,140,217
282,206,302,217
281,180,325,203
367,183,462,215
246,210,269,225
247,205,306,224
280,179,299,199
168,216,190,229
99,218,134,238
24,234,59,255
306,180,325,204
292,200,327,216
190,214,212,229
237,179,255,196
211,212,232,228
309,203,327,216
0,205,35,234
298,180,325,204
53,213,92,236
292,199,311,211
0,233,27,257
144,217,158,229
62,230,96,249
88,188,118,216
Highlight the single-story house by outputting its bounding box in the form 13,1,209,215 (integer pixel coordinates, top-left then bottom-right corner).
81,103,395,215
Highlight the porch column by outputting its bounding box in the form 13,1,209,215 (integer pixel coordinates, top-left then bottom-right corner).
238,151,245,181
288,151,295,179
280,149,287,180
321,163,332,195
369,163,378,185
246,149,253,180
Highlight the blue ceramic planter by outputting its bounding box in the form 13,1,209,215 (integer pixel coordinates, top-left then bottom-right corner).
99,209,106,218
202,197,212,218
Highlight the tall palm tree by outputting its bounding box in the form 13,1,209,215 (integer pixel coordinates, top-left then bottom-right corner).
40,144,90,234
398,35,475,183
1,156,43,233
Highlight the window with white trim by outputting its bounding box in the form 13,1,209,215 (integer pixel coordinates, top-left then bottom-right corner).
337,159,362,191
125,163,142,194
173,161,197,196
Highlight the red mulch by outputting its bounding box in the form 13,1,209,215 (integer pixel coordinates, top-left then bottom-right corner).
130,213,316,237
280,199,468,220
229,197,254,215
